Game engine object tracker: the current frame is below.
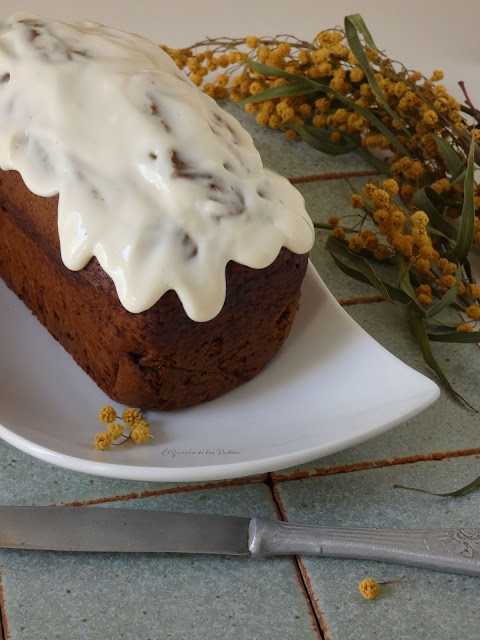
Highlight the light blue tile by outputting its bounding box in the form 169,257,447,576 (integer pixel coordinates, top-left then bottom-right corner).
0,438,267,506
276,455,480,640
0,483,321,640
221,102,372,177
273,300,480,479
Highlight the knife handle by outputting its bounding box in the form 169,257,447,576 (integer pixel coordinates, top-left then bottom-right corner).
248,518,480,577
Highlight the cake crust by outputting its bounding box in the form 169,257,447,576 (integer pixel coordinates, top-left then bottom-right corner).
0,169,308,410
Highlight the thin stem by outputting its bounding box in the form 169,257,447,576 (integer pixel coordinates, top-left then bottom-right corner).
169,36,314,52
458,81,480,124
378,576,406,585
461,105,479,118
112,435,132,446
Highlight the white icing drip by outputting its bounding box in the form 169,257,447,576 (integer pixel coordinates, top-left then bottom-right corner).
0,13,314,321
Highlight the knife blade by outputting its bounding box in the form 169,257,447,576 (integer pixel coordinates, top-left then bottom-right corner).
1,506,479,578
0,507,250,555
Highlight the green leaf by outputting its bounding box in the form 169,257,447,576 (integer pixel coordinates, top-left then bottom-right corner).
344,16,410,136
330,255,373,286
450,301,470,313
425,264,463,318
451,168,467,186
349,145,392,173
414,187,480,257
345,14,380,52
429,319,468,329
326,236,410,305
474,141,480,167
240,78,316,103
290,124,357,155
432,134,465,177
242,57,411,156
310,78,410,156
413,187,456,240
313,221,333,230
428,330,480,343
408,307,477,410
463,256,474,281
395,474,480,497
329,255,411,304
452,136,476,263
426,226,453,240
241,56,299,80
293,124,354,146
395,255,426,315
290,124,391,172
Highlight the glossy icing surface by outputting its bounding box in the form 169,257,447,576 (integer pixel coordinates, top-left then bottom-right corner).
0,13,314,320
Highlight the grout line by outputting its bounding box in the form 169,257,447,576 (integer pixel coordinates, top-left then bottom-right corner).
295,557,331,640
338,295,386,307
270,479,331,640
264,475,327,640
289,170,380,184
0,571,9,640
265,474,284,521
271,448,480,483
61,446,480,506
62,474,267,507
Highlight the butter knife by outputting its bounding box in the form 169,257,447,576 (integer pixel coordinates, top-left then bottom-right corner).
1,506,479,577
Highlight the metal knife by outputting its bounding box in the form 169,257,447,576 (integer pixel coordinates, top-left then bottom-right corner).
0,506,479,577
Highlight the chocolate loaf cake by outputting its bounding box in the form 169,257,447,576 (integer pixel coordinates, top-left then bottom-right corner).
0,169,308,409
0,14,314,410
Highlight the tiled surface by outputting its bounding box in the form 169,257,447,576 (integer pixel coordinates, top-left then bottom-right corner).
0,484,320,640
275,456,480,640
1,100,479,640
0,439,266,507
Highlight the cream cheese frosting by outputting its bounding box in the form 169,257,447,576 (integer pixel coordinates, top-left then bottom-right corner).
0,12,314,321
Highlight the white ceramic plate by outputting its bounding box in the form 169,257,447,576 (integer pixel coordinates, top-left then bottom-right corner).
0,263,440,482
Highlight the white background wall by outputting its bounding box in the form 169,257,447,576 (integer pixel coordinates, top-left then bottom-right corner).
1,0,479,103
